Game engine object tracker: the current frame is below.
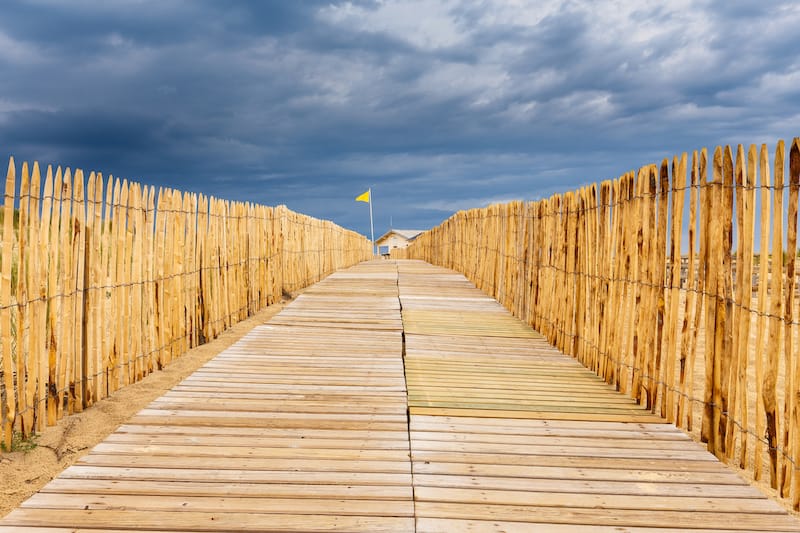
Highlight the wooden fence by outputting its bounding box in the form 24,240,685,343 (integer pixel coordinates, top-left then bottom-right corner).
395,138,800,508
0,157,372,449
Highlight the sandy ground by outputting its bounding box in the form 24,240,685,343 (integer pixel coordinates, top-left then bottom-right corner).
0,294,296,518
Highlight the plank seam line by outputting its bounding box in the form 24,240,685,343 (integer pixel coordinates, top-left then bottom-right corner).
395,261,418,531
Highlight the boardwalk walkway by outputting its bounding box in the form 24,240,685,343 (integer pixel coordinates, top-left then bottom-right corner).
2,260,799,532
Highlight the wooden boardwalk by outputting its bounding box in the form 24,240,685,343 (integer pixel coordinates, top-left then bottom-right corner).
2,260,800,532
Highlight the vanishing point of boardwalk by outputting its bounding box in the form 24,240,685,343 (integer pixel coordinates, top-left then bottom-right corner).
1,260,798,532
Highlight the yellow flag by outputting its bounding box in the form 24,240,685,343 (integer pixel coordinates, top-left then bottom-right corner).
355,190,370,203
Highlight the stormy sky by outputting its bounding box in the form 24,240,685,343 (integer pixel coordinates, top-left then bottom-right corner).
1,1,798,238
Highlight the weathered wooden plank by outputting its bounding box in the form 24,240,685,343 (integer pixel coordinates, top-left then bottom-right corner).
410,432,703,451
416,518,800,533
412,460,749,485
413,486,781,513
40,478,413,500
2,509,414,532
409,406,663,423
90,443,410,461
413,502,800,531
21,493,415,517
411,450,727,472
410,415,676,432
413,473,761,498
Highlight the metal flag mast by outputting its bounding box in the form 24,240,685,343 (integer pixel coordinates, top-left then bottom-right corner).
356,188,376,256
368,188,375,256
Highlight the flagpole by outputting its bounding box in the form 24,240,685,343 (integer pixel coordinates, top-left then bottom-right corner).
368,187,375,256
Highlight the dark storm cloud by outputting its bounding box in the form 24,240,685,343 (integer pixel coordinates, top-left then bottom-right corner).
0,0,798,236
7,109,162,151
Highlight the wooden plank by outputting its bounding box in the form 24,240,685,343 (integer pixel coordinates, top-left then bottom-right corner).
0,529,208,533
429,430,706,462
2,509,414,532
410,427,688,441
408,400,653,416
113,425,409,441
412,502,800,531
408,391,643,406
413,486,781,513
412,459,746,485
413,473,760,498
416,518,800,533
21,493,414,517
410,415,674,433
410,432,702,451
103,436,409,454
60,465,412,485
411,449,723,471
409,406,662,423
41,479,413,500
90,443,409,461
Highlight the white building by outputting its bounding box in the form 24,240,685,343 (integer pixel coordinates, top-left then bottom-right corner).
375,229,424,255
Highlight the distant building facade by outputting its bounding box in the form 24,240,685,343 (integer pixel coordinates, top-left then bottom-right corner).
375,229,424,255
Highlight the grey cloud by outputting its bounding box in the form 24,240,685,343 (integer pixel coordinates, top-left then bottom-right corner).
0,1,799,237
